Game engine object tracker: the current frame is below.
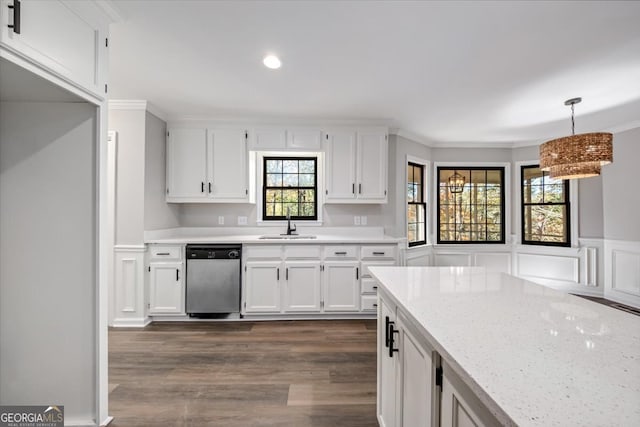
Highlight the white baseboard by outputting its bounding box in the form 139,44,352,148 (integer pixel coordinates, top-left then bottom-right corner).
100,416,114,427
111,317,151,328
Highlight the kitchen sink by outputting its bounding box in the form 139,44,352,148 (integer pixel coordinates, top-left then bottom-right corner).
259,235,317,240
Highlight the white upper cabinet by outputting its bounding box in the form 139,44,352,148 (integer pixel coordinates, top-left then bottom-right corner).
0,0,109,98
325,130,357,201
208,128,248,201
325,127,388,203
357,129,388,201
166,127,249,203
248,127,323,151
250,127,287,150
166,128,208,200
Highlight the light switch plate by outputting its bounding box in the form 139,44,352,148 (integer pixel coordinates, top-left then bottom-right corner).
218,216,224,225
354,216,361,226
361,216,368,225
237,216,248,225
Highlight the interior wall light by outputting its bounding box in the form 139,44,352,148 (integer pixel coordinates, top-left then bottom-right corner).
448,172,465,194
539,97,613,180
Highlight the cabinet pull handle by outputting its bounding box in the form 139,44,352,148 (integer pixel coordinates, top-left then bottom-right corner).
359,183,362,194
208,182,212,193
385,316,391,348
373,251,385,255
277,268,280,280
334,251,347,255
356,267,359,280
8,0,21,34
176,269,180,281
373,303,378,307
201,182,205,193
388,322,399,358
352,183,355,194
156,252,170,256
286,268,289,280
373,286,378,289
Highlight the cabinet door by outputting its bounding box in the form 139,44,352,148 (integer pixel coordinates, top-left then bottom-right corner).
286,128,322,150
356,129,388,202
149,263,184,314
245,261,281,313
397,316,434,427
166,128,208,200
441,365,490,427
249,127,286,150
323,262,360,312
208,128,248,201
0,0,105,95
378,297,397,427
283,261,321,312
325,130,357,202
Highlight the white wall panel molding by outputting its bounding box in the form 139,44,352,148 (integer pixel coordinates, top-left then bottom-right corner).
605,239,640,308
516,253,579,285
112,248,147,327
406,246,431,266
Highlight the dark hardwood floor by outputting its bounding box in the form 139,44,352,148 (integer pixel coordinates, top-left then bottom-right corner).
108,320,378,426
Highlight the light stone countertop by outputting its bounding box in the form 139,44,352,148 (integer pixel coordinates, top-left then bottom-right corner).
368,266,640,427
144,226,403,245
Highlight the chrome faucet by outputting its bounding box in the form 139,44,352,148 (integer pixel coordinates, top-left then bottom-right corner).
286,208,297,235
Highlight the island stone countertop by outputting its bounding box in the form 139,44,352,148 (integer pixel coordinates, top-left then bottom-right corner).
368,266,640,427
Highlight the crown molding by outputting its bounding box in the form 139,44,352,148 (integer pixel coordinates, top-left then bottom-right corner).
167,115,392,128
108,100,168,121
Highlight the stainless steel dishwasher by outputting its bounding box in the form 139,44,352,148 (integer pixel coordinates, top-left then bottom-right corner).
185,244,241,316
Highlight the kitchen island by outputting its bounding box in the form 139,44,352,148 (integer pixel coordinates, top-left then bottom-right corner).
369,266,640,427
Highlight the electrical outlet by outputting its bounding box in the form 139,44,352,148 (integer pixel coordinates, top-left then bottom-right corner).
237,216,248,225
361,216,368,225
218,216,224,225
354,216,361,226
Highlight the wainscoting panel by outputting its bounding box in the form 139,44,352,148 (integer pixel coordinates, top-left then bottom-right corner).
474,252,511,274
605,240,640,308
434,253,472,267
517,253,579,284
113,246,149,327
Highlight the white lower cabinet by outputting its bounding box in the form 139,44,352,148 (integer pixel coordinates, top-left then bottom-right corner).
378,298,435,427
283,261,321,312
378,290,497,427
323,262,360,311
149,262,184,314
242,243,398,316
244,261,281,313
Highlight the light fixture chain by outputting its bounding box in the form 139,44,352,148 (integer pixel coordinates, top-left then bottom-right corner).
571,103,575,135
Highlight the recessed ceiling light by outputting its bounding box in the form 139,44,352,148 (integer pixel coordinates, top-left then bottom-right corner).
263,55,281,69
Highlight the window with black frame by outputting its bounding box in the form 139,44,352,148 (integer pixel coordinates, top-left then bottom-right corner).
263,157,317,220
521,165,570,246
407,162,426,246
437,167,505,243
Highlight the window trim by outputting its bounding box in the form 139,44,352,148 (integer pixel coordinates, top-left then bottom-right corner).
261,155,318,221
519,164,572,247
434,163,509,245
407,160,427,247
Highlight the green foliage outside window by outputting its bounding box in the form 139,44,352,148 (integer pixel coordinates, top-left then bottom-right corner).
521,165,570,246
263,157,317,220
437,167,505,243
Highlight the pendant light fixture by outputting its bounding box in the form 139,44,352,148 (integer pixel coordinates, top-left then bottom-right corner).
448,171,465,193
539,97,613,180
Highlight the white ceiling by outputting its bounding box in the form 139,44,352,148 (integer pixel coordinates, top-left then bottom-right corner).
108,0,640,146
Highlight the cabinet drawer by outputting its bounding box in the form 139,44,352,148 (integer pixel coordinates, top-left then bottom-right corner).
361,278,379,294
361,245,397,260
361,261,396,278
149,245,183,261
244,245,282,259
361,295,378,311
284,245,322,259
323,246,358,260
